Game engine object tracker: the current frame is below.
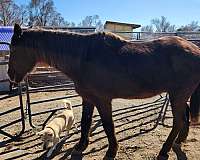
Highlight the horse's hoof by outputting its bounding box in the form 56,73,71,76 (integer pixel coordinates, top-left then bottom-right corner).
103,144,118,160
172,143,187,160
157,154,169,160
73,139,89,153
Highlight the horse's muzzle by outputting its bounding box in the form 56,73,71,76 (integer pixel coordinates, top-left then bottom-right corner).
7,67,25,84
7,72,23,84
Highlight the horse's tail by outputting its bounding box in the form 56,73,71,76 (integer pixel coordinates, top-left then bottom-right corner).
190,84,200,124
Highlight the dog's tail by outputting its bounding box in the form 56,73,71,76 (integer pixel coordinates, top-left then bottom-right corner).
190,84,200,124
62,99,72,110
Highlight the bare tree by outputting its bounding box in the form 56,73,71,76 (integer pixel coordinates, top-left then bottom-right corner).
167,25,176,32
141,25,153,32
18,4,28,25
62,21,76,27
0,0,12,25
79,14,103,31
27,0,64,26
151,16,176,32
1,1,102,29
177,21,200,31
0,0,26,26
70,22,76,27
49,11,65,26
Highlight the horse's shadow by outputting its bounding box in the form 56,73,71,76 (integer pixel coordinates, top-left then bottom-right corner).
38,96,188,160
0,96,188,160
36,147,83,160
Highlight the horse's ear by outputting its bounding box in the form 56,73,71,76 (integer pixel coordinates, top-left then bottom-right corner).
14,23,22,37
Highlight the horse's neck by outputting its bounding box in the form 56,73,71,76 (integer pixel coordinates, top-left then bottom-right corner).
32,32,89,80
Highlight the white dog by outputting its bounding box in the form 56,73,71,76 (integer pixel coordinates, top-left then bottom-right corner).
37,99,78,157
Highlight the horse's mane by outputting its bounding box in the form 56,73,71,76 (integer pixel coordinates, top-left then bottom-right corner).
22,28,127,42
17,28,127,57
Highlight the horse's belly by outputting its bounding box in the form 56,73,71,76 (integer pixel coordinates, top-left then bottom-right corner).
126,91,163,99
113,87,164,99
78,69,167,100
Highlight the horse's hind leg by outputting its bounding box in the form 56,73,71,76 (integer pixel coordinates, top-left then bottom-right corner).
157,92,190,160
95,99,118,160
190,84,200,124
175,103,190,144
73,100,94,153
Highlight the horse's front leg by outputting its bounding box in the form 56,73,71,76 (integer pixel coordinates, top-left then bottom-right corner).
95,99,118,160
73,100,94,153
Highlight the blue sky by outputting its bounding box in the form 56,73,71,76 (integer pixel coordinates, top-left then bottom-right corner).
15,0,200,28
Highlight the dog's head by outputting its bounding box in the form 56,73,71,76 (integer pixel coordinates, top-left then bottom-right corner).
37,128,54,149
63,99,72,110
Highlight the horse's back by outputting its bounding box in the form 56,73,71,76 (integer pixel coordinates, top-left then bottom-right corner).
114,36,200,94
121,36,200,75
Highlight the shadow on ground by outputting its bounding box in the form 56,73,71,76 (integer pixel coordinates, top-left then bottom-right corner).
0,96,185,160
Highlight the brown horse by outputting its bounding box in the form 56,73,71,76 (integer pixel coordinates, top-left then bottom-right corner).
8,24,200,160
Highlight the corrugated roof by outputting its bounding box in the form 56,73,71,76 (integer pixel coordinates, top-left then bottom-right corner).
105,21,141,29
0,26,13,51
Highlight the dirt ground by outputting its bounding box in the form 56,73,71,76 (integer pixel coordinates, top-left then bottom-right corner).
0,86,200,160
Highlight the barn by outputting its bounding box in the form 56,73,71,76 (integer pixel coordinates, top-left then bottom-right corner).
104,20,141,40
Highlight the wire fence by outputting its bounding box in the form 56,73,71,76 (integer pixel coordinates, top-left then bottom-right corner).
111,31,200,41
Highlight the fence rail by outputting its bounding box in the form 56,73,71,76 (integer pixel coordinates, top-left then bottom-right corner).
0,84,25,140
111,31,200,41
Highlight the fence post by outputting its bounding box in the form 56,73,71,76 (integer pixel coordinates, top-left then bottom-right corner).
25,77,36,128
17,83,26,137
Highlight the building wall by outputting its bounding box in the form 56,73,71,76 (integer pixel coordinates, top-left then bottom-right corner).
104,23,133,40
105,23,132,31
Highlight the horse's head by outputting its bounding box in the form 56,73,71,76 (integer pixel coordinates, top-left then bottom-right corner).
8,24,37,83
